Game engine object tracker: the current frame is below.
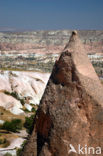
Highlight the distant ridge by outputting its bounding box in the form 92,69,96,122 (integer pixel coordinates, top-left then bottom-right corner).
0,30,103,54
0,27,17,32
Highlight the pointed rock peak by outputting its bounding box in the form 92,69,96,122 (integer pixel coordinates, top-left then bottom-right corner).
69,30,78,42
22,31,103,156
72,30,78,35
63,31,100,83
64,30,84,53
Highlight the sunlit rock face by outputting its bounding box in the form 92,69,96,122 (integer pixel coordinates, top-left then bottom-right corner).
23,32,103,156
0,71,50,115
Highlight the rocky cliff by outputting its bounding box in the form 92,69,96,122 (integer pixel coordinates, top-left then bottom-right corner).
23,31,103,156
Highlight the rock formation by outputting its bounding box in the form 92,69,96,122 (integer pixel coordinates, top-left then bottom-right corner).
23,31,103,156
0,71,49,114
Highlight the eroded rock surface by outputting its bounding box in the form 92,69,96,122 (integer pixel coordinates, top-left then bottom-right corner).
23,31,103,156
0,71,50,114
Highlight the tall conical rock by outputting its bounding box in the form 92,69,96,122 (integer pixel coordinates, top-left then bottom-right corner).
23,31,103,156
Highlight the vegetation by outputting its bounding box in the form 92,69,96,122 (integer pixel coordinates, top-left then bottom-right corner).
92,61,103,77
34,61,54,72
24,114,35,134
0,137,6,144
4,91,25,105
0,136,10,148
23,108,30,113
16,140,27,156
0,106,25,122
0,53,57,72
1,119,22,132
31,107,36,112
4,153,12,156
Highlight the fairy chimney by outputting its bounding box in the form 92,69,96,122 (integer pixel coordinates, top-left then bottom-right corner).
23,31,103,156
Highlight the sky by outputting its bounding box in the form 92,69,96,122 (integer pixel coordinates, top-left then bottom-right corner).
0,0,103,31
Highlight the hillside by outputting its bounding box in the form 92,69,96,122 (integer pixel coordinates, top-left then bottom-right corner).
0,30,103,54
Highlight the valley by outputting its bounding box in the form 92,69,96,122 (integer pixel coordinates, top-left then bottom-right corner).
0,30,103,155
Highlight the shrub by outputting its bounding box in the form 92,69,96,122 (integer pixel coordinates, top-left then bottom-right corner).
24,114,35,134
16,140,27,156
0,137,6,144
20,99,25,105
4,153,12,156
2,119,22,132
4,91,25,105
16,148,22,156
0,137,10,148
23,108,30,113
31,107,36,112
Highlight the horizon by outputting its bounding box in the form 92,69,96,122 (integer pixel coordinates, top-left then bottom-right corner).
1,29,103,33
0,0,103,31
1,28,103,33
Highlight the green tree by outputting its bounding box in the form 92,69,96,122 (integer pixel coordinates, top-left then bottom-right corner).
24,115,35,134
2,119,22,132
